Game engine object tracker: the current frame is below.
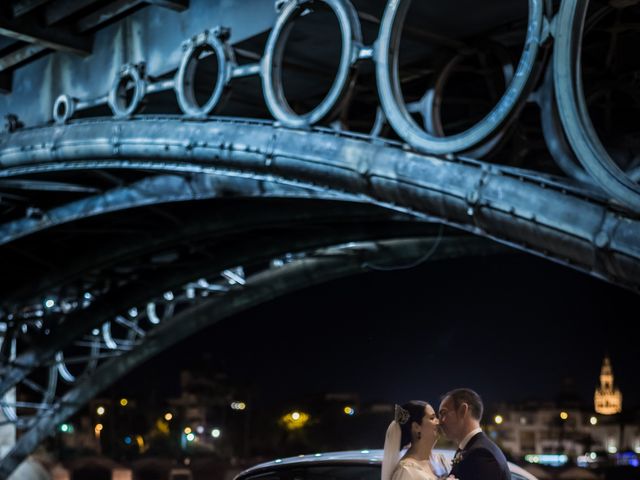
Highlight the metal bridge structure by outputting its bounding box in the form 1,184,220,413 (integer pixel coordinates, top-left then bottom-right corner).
0,0,638,476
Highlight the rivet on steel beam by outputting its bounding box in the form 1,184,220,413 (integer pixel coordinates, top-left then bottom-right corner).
213,26,231,41
595,232,610,249
4,114,23,133
467,190,480,205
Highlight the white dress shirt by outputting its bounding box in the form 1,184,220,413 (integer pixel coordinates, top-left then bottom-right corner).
459,427,483,450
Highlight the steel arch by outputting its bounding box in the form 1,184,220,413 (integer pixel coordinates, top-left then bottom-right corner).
1,117,639,290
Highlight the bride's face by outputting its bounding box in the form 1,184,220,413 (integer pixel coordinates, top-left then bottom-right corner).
417,404,440,443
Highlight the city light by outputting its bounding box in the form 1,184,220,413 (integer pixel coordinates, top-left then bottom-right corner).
590,416,598,425
211,428,221,438
44,298,55,308
608,446,618,454
164,412,173,421
344,406,355,416
184,427,192,434
59,423,73,433
231,401,247,410
560,411,569,420
494,415,504,425
124,436,132,445
120,398,128,407
97,406,105,416
525,454,568,467
281,411,310,430
186,433,195,442
196,425,204,434
95,423,103,432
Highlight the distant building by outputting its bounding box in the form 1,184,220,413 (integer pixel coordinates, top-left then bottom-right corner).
488,357,637,460
594,356,622,415
488,402,640,458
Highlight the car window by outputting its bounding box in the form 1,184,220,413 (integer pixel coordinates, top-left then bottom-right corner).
242,465,381,480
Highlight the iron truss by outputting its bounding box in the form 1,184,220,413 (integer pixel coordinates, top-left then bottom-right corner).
0,0,639,476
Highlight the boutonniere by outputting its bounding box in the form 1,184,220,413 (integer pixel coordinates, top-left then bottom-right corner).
451,451,464,466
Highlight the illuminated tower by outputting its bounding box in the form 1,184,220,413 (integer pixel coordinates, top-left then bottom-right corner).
594,356,622,415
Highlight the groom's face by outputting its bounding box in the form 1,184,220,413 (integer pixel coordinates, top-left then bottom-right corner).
438,396,463,442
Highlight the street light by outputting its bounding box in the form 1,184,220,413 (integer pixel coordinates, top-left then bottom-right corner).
120,398,128,407
494,415,504,425
164,412,173,421
560,411,569,420
344,406,355,416
281,411,310,430
96,406,105,416
590,416,598,425
211,428,221,438
59,423,73,433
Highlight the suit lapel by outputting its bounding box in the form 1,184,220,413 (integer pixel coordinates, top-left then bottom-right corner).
449,432,484,476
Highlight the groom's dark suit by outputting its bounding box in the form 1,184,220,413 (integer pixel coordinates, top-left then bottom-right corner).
449,432,511,480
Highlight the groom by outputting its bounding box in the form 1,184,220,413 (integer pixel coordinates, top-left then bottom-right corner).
438,388,511,480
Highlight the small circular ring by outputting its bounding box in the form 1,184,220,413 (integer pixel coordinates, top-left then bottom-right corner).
261,0,363,128
175,29,235,118
375,0,544,155
53,94,76,124
108,63,147,118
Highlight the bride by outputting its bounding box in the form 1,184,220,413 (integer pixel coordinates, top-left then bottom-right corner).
382,401,455,480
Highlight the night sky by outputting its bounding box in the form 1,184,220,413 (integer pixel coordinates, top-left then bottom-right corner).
116,251,639,410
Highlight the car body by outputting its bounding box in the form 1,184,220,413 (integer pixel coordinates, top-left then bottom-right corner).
234,449,537,480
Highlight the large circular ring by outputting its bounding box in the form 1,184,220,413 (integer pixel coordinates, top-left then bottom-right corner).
175,27,235,118
375,0,544,155
261,0,363,128
539,60,593,185
108,63,147,118
553,0,640,212
52,94,77,124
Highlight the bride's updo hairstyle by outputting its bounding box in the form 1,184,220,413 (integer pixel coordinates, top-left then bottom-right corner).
397,400,429,448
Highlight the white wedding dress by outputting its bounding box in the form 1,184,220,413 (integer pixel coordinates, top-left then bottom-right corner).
390,454,451,480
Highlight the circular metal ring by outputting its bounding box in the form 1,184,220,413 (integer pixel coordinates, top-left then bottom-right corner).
553,0,640,211
375,0,544,155
175,29,235,118
261,0,363,128
108,63,147,118
539,60,594,185
52,94,76,124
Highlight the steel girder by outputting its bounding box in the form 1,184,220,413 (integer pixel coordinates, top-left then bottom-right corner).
1,117,638,290
0,174,418,307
